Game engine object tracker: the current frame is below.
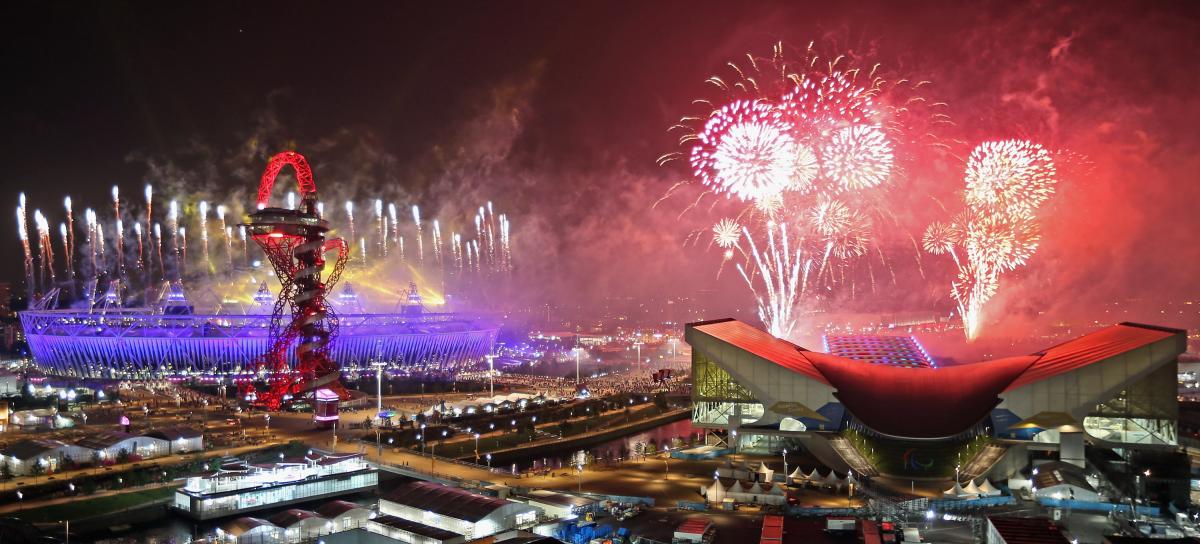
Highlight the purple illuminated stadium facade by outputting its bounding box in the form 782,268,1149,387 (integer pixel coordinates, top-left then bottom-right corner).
19,308,499,379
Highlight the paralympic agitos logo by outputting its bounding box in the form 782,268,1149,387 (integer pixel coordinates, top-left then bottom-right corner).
902,448,933,471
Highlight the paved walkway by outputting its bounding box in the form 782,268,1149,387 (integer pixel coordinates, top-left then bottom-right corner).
0,481,180,515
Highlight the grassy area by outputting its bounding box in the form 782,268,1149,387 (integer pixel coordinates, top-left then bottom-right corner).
842,428,992,478
13,486,176,523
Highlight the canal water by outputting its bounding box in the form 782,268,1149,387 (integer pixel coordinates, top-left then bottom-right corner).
500,418,699,473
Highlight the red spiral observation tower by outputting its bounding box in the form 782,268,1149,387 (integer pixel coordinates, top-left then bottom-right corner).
240,151,349,426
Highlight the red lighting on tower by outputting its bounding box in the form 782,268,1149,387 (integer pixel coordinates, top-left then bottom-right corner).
239,151,349,426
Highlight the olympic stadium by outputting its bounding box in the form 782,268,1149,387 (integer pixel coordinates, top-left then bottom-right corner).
18,282,499,380
686,318,1186,481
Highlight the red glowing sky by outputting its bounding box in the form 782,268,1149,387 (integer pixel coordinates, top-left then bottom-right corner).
1,1,1198,336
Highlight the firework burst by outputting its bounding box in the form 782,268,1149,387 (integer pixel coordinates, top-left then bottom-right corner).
808,198,851,236
788,145,820,194
964,139,1056,220
923,140,1056,341
920,221,958,256
690,100,796,202
712,218,742,249
821,124,893,192
754,193,784,216
662,42,930,339
827,211,871,260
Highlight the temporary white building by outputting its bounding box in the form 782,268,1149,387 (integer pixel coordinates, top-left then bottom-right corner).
755,462,775,483
977,479,1002,497
943,481,971,498
1032,464,1099,502
316,500,374,532
822,471,844,490
805,468,822,487
0,438,90,475
269,509,333,543
216,517,279,544
702,479,727,503
717,480,787,505
76,431,169,460
144,426,204,454
380,481,541,540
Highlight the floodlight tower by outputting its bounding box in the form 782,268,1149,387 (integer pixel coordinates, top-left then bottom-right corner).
238,151,349,427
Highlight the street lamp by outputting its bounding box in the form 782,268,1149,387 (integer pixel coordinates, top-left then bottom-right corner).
1140,469,1151,513
484,354,496,398
371,361,386,418
486,453,492,468
782,449,788,486
848,469,854,507
474,433,480,460
572,347,582,386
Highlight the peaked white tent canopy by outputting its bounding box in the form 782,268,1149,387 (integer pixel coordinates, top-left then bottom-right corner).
755,462,775,483
977,479,1002,496
702,479,726,502
725,480,787,505
788,467,804,479
943,481,968,498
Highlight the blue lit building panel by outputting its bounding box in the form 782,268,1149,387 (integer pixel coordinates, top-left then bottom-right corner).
20,309,499,379
822,335,933,368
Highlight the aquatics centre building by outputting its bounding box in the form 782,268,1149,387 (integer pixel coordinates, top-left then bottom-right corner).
685,318,1186,479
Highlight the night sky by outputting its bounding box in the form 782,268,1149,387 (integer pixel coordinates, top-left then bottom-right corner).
2,1,1199,334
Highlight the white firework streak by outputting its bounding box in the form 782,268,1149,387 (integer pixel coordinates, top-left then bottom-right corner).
388,203,399,257
375,199,384,256
498,215,510,272
198,200,210,270
412,205,423,263
217,205,231,268
345,201,356,251
735,223,809,339
432,219,443,266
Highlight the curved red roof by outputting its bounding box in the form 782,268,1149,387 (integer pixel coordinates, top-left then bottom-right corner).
808,354,1036,438
1005,323,1180,390
687,319,826,383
